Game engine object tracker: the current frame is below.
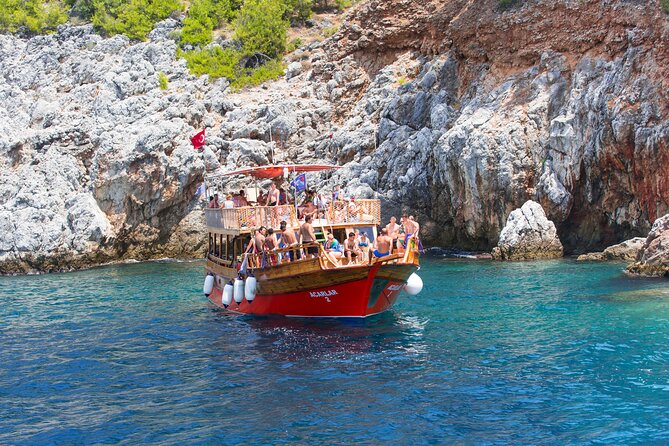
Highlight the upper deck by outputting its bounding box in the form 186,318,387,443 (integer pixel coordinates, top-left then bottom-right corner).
205,199,381,235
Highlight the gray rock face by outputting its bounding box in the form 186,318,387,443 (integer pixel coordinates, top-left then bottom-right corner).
577,237,646,262
627,215,669,277
323,47,669,251
0,22,218,273
491,201,563,261
2,0,669,273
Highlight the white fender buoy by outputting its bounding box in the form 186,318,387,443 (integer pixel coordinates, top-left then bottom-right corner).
233,278,245,304
404,273,423,295
203,274,214,297
245,275,257,303
222,282,233,307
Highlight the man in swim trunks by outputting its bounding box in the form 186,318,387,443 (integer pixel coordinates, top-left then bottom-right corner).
385,216,400,253
373,228,392,258
299,215,318,258
343,232,361,263
280,220,300,262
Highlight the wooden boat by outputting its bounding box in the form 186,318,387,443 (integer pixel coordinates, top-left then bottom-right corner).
202,164,423,318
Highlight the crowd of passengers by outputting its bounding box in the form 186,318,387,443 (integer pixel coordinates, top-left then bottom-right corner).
241,214,421,267
207,184,360,219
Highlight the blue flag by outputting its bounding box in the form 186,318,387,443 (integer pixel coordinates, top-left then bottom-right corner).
290,173,306,193
195,182,206,197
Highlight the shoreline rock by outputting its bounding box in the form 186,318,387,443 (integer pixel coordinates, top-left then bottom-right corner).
492,201,563,261
577,237,646,262
626,215,669,278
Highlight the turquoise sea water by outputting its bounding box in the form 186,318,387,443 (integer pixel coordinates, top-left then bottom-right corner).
1,258,669,445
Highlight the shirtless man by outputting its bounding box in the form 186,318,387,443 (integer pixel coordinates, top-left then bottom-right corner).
280,220,299,262
301,201,317,220
373,228,392,258
385,216,400,253
299,215,318,258
402,215,422,251
343,232,361,264
268,183,280,206
243,228,266,268
265,228,278,265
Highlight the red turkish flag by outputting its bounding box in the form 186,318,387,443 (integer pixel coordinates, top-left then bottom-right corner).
191,129,206,150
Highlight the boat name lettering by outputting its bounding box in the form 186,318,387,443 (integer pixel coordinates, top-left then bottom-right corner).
309,290,338,298
388,285,403,291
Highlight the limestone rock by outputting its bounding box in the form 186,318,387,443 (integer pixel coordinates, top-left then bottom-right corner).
576,252,606,262
492,201,563,261
285,61,302,80
627,215,669,277
0,22,211,273
577,237,646,262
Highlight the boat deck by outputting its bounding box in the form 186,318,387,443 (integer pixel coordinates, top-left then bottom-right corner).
204,200,381,235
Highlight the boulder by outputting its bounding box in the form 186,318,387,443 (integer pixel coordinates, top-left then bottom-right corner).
285,61,302,80
577,237,646,262
492,201,563,261
627,215,669,277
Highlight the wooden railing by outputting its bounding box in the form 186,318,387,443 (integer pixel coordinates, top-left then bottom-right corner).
205,199,380,232
245,242,321,269
327,199,380,225
205,204,299,232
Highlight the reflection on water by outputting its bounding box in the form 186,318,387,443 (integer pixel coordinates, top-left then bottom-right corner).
209,310,429,364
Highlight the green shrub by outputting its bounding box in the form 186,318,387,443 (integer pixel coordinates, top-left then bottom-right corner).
158,71,168,90
286,37,302,52
232,58,284,90
284,0,312,23
312,0,355,11
181,0,215,46
0,0,68,33
662,0,669,13
65,0,95,19
499,0,515,8
234,0,288,58
180,0,238,47
180,46,284,91
180,46,240,80
334,0,351,10
322,25,338,38
92,0,182,40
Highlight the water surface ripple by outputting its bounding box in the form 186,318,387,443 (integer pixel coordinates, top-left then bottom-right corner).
2,259,669,444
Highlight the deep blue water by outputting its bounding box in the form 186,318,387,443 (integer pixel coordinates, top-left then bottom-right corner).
1,259,669,445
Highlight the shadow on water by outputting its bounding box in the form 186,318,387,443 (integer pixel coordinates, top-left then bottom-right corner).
208,309,429,362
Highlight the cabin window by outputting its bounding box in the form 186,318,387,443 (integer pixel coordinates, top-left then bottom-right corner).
333,228,347,243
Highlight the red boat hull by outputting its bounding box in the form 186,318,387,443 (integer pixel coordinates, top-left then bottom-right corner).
206,264,416,318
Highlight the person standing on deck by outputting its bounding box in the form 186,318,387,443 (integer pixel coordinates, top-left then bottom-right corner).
268,183,280,206
299,215,318,258
385,216,400,253
373,228,392,258
313,192,328,220
268,183,281,227
265,228,278,265
280,221,299,262
408,215,423,251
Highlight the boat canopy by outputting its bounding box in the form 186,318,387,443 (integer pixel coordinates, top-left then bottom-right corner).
222,164,341,179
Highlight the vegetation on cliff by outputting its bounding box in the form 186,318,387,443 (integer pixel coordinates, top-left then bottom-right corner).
0,0,352,89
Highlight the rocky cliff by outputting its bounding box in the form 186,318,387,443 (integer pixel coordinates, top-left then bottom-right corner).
0,22,219,273
1,0,668,273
